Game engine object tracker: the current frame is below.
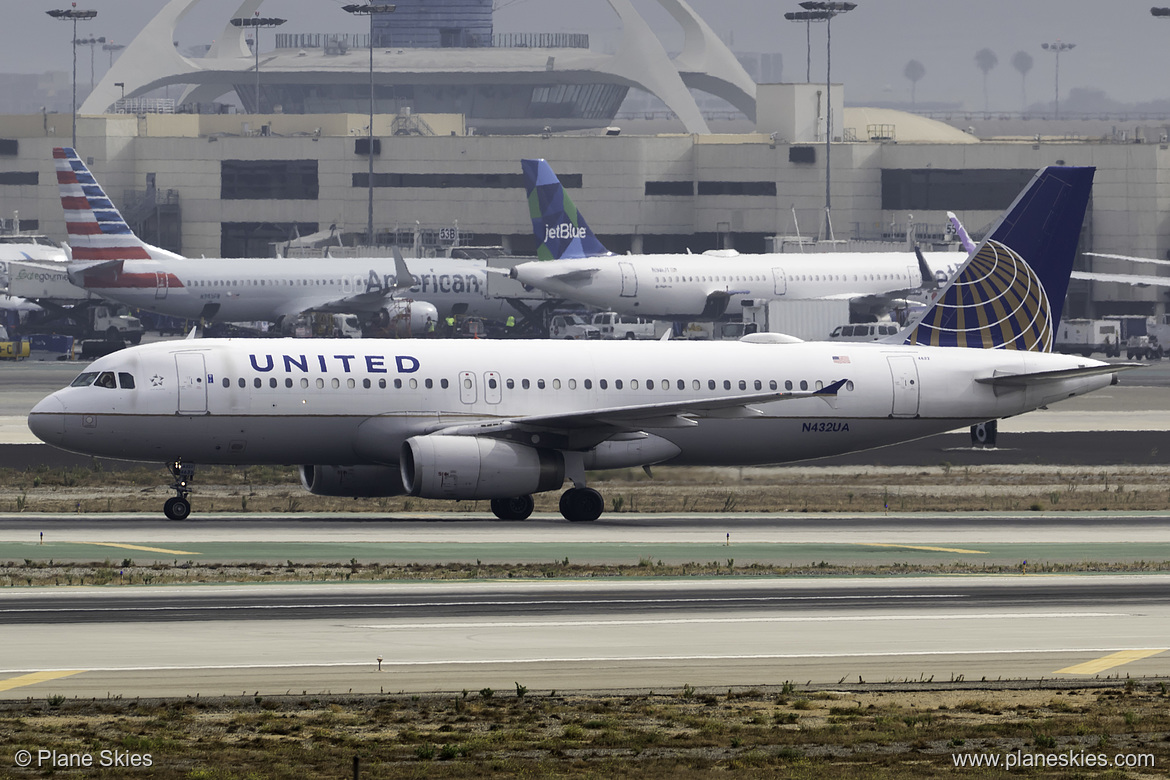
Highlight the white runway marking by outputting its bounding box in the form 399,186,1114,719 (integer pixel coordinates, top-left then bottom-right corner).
349,611,1130,630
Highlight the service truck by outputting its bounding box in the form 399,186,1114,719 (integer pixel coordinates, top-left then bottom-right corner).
1053,319,1122,358
591,311,656,340
549,313,601,339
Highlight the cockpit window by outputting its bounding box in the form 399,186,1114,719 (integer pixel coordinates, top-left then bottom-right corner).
70,372,99,387
95,372,117,389
118,372,135,389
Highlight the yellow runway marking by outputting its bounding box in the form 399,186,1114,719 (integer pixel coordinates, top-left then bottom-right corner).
76,542,199,556
0,670,85,692
861,543,988,554
1055,649,1168,675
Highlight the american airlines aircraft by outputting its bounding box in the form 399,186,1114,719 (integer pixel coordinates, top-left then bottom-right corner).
508,159,960,321
49,147,541,332
28,166,1128,523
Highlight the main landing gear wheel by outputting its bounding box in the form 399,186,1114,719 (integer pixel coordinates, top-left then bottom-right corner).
163,496,191,521
490,495,535,521
164,459,195,520
559,487,604,522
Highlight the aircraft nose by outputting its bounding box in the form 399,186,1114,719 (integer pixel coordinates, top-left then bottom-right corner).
27,394,65,446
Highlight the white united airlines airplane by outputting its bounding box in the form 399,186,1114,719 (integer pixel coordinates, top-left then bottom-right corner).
50,147,535,332
28,166,1131,523
509,159,962,321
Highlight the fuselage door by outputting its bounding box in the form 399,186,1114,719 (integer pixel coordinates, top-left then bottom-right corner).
886,355,920,418
483,371,502,404
155,272,169,299
772,267,787,296
458,371,477,404
175,352,208,415
619,261,637,297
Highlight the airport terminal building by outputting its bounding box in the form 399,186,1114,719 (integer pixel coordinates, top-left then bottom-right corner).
3,0,1170,321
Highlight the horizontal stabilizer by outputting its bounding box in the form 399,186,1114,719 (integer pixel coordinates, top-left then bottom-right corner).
975,363,1141,388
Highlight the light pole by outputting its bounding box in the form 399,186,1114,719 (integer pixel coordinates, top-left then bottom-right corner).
103,41,125,68
797,2,855,239
343,3,396,247
46,5,97,151
1040,40,1075,120
73,35,106,93
229,13,287,114
783,10,827,83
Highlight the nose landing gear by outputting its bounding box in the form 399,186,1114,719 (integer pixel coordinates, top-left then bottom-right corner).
163,460,194,520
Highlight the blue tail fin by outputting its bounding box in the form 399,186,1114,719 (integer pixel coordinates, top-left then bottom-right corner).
903,166,1094,351
522,159,611,260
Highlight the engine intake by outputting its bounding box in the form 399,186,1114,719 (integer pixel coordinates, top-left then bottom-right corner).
401,436,564,499
299,465,406,497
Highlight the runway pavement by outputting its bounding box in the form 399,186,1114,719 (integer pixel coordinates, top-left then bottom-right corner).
1,576,1168,699
3,512,1170,565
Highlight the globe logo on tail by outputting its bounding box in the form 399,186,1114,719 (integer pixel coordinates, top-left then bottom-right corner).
906,239,1053,352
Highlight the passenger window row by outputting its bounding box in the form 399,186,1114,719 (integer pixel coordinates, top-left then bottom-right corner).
186,278,357,288
215,375,852,393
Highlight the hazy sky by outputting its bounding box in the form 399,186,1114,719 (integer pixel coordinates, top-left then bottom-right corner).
5,0,1169,111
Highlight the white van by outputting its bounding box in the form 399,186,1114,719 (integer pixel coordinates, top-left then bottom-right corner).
828,322,901,342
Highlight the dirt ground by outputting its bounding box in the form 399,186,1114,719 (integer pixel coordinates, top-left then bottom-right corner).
2,461,1170,515
3,682,1168,778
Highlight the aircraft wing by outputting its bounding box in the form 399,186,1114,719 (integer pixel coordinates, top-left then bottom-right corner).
271,290,398,320
432,380,848,449
274,248,416,317
1084,252,1170,268
1071,270,1170,287
540,266,601,284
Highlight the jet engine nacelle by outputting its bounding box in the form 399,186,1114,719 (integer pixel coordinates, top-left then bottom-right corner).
298,464,406,497
383,300,440,337
400,436,565,499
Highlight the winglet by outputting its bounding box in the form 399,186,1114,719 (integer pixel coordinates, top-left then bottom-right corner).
815,378,849,396
521,158,611,261
392,247,417,290
947,211,977,254
814,377,848,410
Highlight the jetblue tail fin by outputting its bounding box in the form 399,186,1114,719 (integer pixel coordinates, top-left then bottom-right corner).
903,166,1094,351
53,147,179,263
521,158,611,260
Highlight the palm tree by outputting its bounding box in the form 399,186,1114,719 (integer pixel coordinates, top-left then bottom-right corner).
904,59,926,106
975,48,998,112
1011,51,1034,113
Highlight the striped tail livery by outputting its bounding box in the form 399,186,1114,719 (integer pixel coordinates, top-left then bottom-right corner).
54,146,179,265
